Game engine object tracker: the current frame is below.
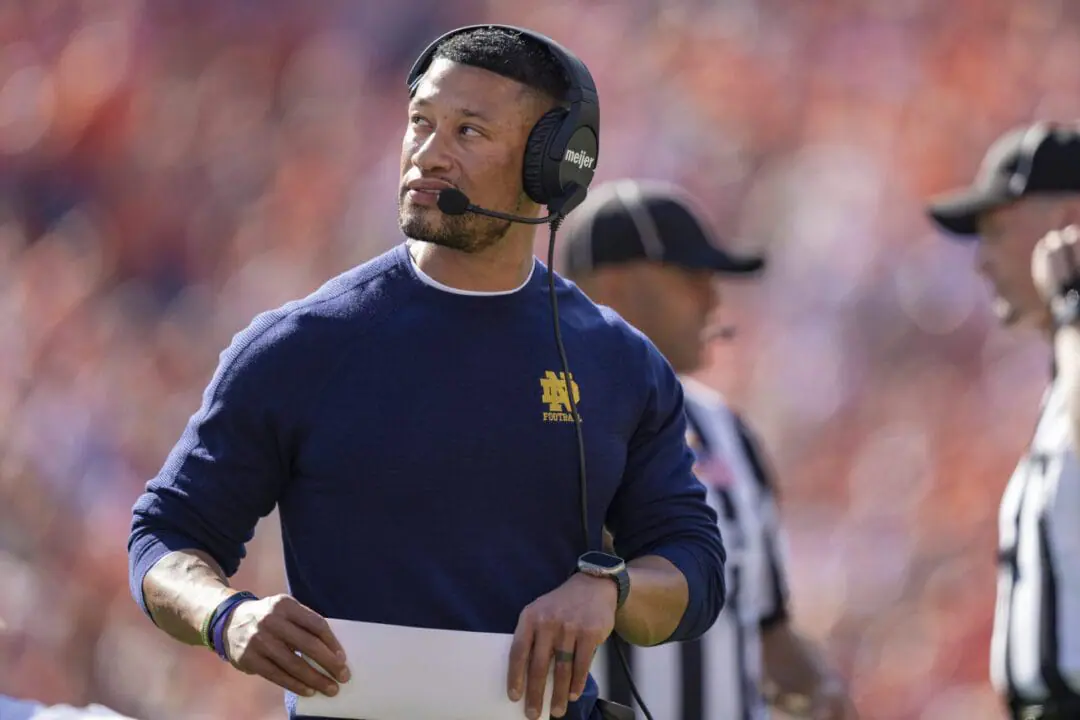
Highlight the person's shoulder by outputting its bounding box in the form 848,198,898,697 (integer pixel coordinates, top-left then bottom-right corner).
589,304,668,377
577,296,683,401
246,244,407,335
291,243,411,320
215,244,410,385
556,275,659,353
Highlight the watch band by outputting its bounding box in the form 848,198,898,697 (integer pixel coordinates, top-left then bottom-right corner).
610,565,630,609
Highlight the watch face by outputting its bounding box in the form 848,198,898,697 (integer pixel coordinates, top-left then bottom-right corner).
580,551,623,570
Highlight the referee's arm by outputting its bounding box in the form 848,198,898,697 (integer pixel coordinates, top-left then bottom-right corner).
604,343,727,647
1055,322,1080,455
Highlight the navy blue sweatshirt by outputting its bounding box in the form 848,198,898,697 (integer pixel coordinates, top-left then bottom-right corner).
128,242,726,720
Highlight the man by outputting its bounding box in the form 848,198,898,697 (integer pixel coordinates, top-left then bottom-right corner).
927,122,1080,720
560,179,857,720
126,25,725,720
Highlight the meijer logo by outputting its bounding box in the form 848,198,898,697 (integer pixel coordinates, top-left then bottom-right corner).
564,148,595,171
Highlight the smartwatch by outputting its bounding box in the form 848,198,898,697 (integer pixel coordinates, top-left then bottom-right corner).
577,551,630,609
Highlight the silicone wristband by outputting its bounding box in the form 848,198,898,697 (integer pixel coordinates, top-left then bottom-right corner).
207,591,258,660
200,606,216,650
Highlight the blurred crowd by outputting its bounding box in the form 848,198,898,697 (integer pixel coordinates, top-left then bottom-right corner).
1,0,1077,718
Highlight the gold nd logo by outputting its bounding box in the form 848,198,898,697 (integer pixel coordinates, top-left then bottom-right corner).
540,370,581,424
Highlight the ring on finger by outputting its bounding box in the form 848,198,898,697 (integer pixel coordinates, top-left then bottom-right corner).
554,649,575,663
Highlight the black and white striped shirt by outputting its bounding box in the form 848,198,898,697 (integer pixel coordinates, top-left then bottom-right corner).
593,378,791,719
992,373,1080,703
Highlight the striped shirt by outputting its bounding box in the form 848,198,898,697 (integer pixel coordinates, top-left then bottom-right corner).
593,378,791,719
991,372,1080,703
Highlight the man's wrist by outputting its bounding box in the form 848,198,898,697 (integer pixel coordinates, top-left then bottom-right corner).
205,590,258,660
197,588,237,649
578,572,619,609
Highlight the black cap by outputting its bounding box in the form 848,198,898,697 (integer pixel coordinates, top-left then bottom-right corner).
561,179,765,277
927,123,1080,237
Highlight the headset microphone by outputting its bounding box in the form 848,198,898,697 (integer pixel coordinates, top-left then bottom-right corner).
437,188,556,225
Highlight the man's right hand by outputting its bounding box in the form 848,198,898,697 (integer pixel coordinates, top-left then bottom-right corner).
223,594,350,698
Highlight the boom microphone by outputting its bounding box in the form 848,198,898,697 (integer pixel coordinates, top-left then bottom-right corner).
437,188,556,225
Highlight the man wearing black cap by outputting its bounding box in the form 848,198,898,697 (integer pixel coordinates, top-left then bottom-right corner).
562,179,856,720
927,122,1080,720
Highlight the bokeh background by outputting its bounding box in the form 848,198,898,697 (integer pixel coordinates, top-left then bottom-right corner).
0,0,1075,718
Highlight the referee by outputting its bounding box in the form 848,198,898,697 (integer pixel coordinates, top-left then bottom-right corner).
561,179,856,720
927,122,1080,720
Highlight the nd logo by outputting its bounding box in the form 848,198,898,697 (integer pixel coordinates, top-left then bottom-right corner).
540,371,581,420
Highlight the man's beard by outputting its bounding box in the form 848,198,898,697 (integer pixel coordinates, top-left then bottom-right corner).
398,192,519,254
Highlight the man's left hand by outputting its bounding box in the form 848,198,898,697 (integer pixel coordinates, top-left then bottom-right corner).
507,572,618,719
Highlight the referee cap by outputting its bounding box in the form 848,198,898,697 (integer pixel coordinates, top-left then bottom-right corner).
561,179,766,277
927,122,1080,237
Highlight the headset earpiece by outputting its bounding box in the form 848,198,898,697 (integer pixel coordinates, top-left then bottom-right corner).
524,108,569,204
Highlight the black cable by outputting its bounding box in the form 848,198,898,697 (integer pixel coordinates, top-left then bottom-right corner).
545,219,655,720
545,216,590,553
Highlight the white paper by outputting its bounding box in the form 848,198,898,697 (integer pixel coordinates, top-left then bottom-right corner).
294,618,553,720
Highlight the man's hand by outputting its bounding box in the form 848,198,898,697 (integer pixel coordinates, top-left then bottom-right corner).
224,594,350,698
1033,224,1080,306
507,573,617,719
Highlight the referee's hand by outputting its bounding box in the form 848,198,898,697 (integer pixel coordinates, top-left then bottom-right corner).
507,573,618,719
1033,224,1080,306
223,594,350,698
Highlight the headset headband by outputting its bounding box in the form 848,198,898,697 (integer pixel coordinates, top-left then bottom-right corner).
406,24,596,105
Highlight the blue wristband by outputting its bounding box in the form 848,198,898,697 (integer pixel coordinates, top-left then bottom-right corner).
209,591,258,662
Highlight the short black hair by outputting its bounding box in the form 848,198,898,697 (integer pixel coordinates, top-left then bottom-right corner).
431,27,569,102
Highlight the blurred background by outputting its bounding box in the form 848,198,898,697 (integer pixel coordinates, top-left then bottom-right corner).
0,0,1075,717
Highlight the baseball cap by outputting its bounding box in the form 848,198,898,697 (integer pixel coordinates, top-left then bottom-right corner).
927,122,1080,237
561,179,765,277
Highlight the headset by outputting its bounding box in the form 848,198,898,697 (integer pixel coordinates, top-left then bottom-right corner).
407,25,652,720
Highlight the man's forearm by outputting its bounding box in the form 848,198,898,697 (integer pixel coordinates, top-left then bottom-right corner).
142,549,236,646
613,555,689,647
